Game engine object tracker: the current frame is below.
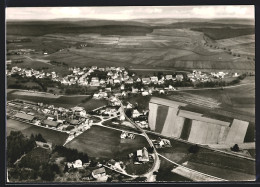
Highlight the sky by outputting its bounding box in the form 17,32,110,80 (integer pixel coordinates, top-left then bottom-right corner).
6,6,254,20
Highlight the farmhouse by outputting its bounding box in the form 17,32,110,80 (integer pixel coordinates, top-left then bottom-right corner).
150,76,159,82
92,167,106,179
69,119,79,126
136,147,149,163
14,112,35,122
142,77,151,84
165,75,173,80
125,78,134,84
43,119,60,128
176,74,184,81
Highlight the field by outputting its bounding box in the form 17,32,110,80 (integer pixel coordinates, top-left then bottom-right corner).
6,119,69,145
180,78,255,117
6,19,255,72
65,126,149,159
147,132,255,180
7,90,92,109
156,157,192,182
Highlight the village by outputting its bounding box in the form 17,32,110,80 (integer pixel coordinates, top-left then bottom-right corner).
6,65,242,98
7,93,175,182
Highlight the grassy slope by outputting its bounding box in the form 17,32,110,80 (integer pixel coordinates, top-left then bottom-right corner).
65,126,149,159
6,119,68,145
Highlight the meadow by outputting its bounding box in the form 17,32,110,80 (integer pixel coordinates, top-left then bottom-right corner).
6,19,255,72
7,90,93,109
65,126,149,159
6,119,69,145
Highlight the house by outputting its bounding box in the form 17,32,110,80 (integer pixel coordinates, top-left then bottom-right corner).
136,147,149,162
90,77,100,86
121,91,127,97
136,78,141,82
176,74,184,81
125,78,134,84
105,87,112,92
73,159,83,168
142,78,151,84
35,141,52,150
165,75,173,80
159,90,165,94
14,112,35,122
107,71,113,76
150,76,158,82
92,167,106,179
43,119,60,128
114,78,121,84
121,84,125,90
142,91,149,96
132,87,139,93
126,102,133,109
70,119,79,126
233,73,239,77
132,109,141,118
158,79,164,84
100,79,106,84
187,73,194,79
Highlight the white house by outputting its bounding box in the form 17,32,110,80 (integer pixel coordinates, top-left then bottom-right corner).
73,159,83,168
132,109,141,118
92,167,107,179
165,75,173,80
150,76,158,82
142,91,149,96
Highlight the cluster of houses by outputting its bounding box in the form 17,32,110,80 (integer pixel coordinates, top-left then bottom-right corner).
187,70,239,82
125,104,149,129
65,160,108,181
7,66,58,80
120,131,135,139
129,147,153,165
152,138,172,149
7,48,35,55
9,100,93,134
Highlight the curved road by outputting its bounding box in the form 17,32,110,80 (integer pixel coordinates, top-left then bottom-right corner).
116,97,160,182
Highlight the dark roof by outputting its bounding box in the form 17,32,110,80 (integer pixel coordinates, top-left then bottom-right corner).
43,119,59,127
14,113,35,121
70,119,79,125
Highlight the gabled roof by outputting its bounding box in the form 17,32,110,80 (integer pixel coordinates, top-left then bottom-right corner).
43,119,59,127
14,113,35,121
92,167,106,175
70,119,79,125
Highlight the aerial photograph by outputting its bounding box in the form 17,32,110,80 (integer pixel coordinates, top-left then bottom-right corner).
5,6,255,183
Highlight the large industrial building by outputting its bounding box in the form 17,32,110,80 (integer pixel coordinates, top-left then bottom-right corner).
148,97,250,145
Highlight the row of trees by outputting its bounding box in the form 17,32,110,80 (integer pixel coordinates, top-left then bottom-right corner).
53,145,89,163
7,131,36,165
195,74,247,88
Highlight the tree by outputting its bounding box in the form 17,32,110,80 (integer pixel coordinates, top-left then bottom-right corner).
41,164,55,181
35,133,46,143
125,109,132,118
64,164,69,173
231,144,240,152
188,144,200,153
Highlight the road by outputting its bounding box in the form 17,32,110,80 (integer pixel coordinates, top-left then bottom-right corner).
116,97,160,182
158,154,227,181
24,55,53,65
173,82,255,92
